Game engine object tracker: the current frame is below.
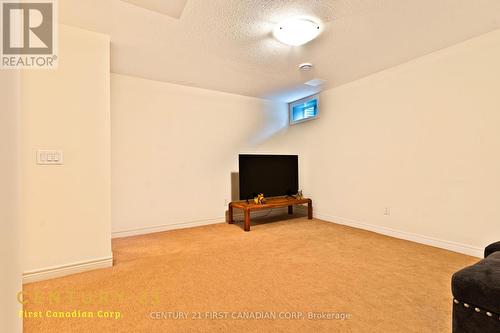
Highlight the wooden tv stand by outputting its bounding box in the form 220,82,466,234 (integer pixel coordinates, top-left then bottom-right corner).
228,197,313,232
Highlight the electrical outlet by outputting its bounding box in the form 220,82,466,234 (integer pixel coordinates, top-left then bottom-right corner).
224,199,228,206
384,207,391,216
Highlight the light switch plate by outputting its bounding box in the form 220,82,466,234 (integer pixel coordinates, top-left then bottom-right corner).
37,150,64,165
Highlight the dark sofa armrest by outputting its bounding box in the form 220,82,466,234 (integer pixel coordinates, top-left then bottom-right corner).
484,242,500,258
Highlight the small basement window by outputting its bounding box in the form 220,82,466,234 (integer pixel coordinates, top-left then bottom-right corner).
289,94,319,125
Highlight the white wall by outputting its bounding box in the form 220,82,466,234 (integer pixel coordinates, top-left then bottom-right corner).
111,74,290,236
111,29,500,257
21,25,112,279
0,71,22,332
265,29,500,257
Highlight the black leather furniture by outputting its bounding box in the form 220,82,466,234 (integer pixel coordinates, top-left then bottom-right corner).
451,242,500,333
484,241,500,258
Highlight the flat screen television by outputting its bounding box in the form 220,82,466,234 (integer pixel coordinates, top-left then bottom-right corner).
239,154,298,200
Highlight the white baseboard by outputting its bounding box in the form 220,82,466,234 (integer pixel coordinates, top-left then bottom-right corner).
112,206,309,239
315,212,482,258
23,256,113,284
112,217,225,238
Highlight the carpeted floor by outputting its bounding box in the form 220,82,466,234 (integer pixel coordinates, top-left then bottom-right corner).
23,215,478,332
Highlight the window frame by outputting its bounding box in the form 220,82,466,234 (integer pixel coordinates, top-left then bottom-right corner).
288,94,320,125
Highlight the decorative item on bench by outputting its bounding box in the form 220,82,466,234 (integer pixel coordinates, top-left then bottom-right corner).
228,196,313,232
451,241,500,333
297,190,303,199
253,193,265,205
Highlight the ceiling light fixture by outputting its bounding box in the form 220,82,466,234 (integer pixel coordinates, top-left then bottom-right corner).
273,18,321,46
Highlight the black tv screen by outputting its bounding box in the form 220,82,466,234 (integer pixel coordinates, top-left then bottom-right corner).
239,154,298,200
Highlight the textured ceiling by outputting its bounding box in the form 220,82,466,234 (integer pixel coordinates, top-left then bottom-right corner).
119,0,188,18
60,0,500,100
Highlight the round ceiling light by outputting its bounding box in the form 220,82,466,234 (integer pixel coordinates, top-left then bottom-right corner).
273,18,321,46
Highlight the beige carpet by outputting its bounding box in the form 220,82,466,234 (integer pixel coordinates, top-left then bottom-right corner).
23,215,477,332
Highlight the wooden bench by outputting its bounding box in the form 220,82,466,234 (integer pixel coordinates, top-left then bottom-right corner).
228,197,313,231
